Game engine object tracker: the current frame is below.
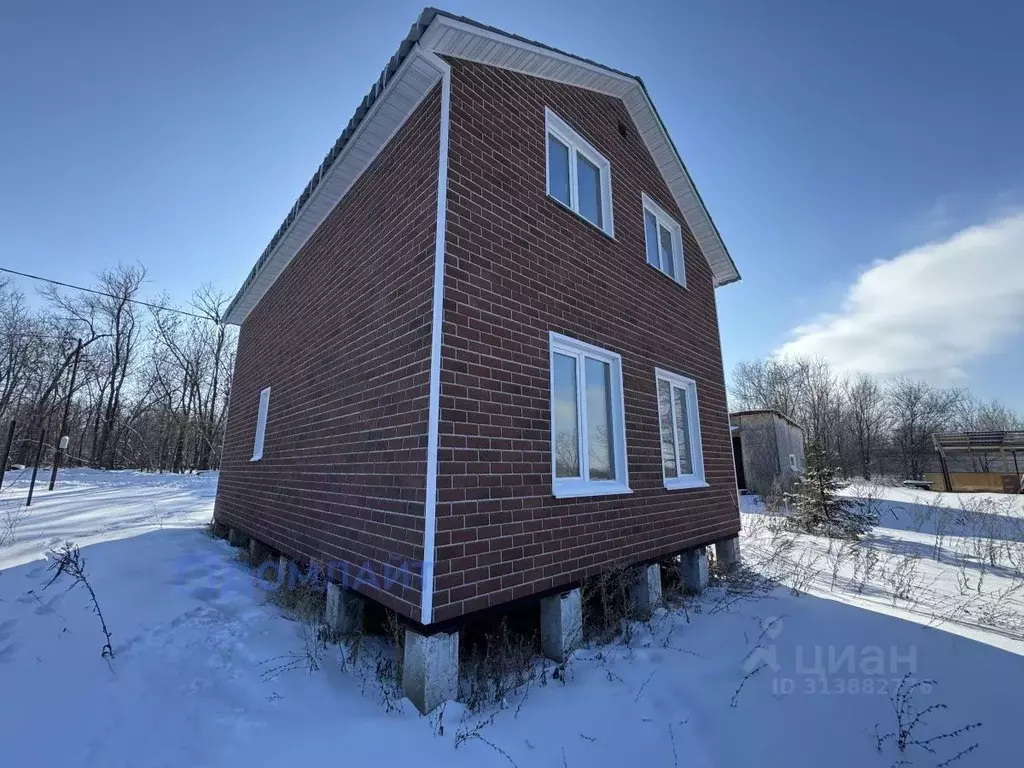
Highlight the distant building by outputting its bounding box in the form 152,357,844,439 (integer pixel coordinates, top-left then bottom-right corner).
730,410,805,495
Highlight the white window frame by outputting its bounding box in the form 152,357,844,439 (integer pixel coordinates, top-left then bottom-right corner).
655,368,706,490
545,108,615,237
251,386,271,461
789,453,798,471
549,332,630,498
642,193,686,287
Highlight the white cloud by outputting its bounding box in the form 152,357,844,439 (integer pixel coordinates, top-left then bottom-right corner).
776,212,1024,377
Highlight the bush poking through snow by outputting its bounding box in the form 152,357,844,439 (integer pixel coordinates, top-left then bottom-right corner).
44,541,114,662
786,443,878,540
461,617,539,714
581,567,639,645
261,561,330,678
875,673,981,766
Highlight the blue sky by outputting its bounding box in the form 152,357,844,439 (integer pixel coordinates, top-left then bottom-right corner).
2,1,1022,408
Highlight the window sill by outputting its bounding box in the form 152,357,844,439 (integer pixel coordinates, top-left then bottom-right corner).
646,261,687,290
553,479,632,499
547,193,615,240
664,477,708,491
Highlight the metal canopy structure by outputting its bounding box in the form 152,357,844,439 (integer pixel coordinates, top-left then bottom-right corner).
932,430,1024,493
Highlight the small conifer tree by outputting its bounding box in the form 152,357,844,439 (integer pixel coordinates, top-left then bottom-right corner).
787,443,877,539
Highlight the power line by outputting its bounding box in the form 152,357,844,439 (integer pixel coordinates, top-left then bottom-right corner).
0,266,217,322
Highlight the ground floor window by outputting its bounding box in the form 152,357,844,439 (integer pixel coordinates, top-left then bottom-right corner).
655,368,705,489
549,332,630,498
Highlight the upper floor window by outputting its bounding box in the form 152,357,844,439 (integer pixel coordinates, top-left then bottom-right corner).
550,332,630,498
642,193,685,286
545,108,614,236
655,368,705,489
251,386,271,461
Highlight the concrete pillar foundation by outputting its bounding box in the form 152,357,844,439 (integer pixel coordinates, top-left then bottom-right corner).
402,628,459,714
248,537,273,566
227,527,248,548
714,536,742,571
540,588,583,662
680,546,709,593
630,563,662,617
325,581,365,637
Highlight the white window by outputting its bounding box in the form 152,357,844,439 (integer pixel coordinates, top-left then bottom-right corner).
545,108,614,236
251,387,271,461
642,193,685,286
789,453,798,471
549,332,630,498
655,369,705,489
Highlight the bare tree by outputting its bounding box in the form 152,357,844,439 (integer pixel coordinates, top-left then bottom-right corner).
844,374,887,480
886,378,963,480
730,357,802,419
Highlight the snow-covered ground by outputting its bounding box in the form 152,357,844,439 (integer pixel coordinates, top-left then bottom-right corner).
1,469,1021,766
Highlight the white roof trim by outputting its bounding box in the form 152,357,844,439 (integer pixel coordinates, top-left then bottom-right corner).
225,47,446,324
423,14,738,289
225,11,738,325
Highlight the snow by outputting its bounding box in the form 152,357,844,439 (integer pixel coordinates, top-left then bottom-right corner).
1,469,1021,766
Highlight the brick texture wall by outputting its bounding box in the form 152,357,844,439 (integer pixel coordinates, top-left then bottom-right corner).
214,87,442,620
430,59,740,623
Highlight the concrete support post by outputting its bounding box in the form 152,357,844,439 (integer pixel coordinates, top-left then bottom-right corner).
402,628,459,714
325,582,365,637
540,588,583,662
278,555,294,588
248,537,273,565
630,563,662,617
227,528,248,548
680,546,709,593
714,536,742,571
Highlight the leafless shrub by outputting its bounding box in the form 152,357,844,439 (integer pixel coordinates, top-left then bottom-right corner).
786,549,823,595
976,579,1024,633
875,673,981,766
0,498,29,552
461,617,539,714
730,663,765,708
824,538,854,591
761,478,789,516
257,560,333,680
879,552,923,606
44,541,114,662
368,609,405,712
933,507,953,562
454,717,519,768
909,503,931,533
581,566,638,645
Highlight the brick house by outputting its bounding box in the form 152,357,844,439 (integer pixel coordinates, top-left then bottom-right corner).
214,8,742,712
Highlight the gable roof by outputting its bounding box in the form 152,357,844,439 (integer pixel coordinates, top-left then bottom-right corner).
225,7,740,325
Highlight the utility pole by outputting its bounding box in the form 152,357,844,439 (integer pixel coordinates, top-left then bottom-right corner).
26,428,46,507
48,338,82,491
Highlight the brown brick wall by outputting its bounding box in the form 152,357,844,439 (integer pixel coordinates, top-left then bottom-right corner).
430,59,740,623
214,86,442,620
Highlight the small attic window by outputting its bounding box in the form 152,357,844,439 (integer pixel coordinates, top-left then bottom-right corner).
642,193,686,287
